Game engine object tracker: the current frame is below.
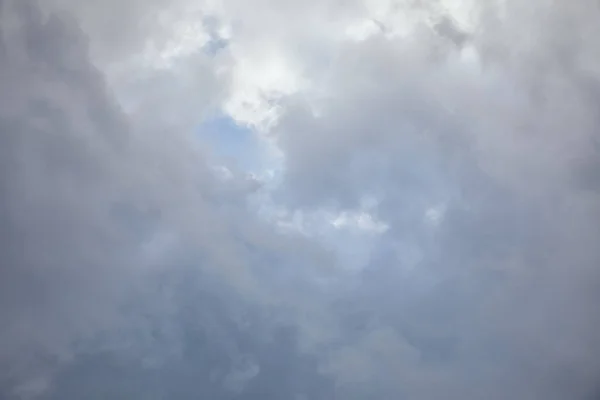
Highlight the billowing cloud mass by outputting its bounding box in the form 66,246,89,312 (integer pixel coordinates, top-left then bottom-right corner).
1,0,600,399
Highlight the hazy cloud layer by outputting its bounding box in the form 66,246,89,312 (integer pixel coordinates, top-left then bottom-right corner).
1,0,600,399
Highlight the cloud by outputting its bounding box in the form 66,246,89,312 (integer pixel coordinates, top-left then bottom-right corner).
1,0,600,399
0,1,328,396
267,0,600,398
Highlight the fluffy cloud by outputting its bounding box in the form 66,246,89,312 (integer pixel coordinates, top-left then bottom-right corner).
0,1,327,396
1,0,600,399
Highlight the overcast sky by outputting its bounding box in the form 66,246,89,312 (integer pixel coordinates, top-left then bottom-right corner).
1,0,600,399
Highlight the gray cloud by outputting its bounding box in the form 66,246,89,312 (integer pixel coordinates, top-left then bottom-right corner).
0,1,330,397
1,0,600,399
272,0,600,398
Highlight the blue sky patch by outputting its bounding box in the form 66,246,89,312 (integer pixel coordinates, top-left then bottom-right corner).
197,115,267,173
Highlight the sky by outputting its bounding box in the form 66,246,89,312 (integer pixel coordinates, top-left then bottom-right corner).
1,0,600,399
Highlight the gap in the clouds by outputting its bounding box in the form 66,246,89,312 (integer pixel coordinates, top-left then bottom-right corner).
197,115,270,175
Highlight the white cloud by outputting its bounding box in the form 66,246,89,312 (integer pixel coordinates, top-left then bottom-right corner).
424,203,447,226
331,210,388,234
